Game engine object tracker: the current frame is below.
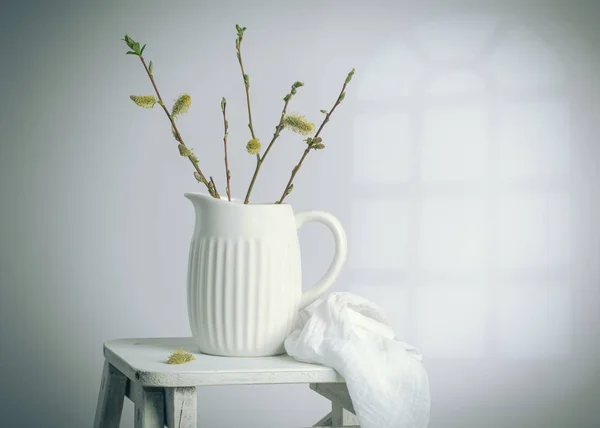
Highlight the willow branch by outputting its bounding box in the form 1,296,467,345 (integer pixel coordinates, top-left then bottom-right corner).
221,98,231,201
138,56,220,198
277,71,353,204
243,82,302,204
235,27,260,163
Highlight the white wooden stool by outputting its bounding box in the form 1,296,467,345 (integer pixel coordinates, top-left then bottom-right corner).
93,337,359,427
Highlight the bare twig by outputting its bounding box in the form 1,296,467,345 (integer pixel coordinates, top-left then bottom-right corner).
221,97,231,201
209,176,220,199
221,98,231,201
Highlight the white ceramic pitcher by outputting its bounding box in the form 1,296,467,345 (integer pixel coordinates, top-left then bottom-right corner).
185,193,347,357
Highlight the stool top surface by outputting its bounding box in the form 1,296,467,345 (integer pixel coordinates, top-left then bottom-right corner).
104,337,344,387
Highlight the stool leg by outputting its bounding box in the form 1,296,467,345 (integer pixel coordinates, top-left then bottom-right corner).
313,411,333,426
310,383,359,426
164,387,197,428
133,386,164,428
332,404,359,426
94,361,127,428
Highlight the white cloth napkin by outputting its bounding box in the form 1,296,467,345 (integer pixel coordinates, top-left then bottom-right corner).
284,292,431,428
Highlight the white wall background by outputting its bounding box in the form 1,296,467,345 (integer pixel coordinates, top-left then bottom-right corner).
1,0,599,427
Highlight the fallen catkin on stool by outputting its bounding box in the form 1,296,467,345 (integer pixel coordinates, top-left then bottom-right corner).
167,349,196,364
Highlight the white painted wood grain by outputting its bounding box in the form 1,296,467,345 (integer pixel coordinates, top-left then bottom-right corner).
165,387,197,428
133,384,164,428
104,337,344,387
310,411,361,428
93,361,127,428
311,383,358,426
313,411,333,426
331,406,359,426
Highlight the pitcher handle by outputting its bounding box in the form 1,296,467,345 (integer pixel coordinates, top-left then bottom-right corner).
295,211,348,309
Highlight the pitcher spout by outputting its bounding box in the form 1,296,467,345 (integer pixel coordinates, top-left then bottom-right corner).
184,192,225,210
184,192,239,205
185,192,237,230
184,192,215,204
184,193,218,226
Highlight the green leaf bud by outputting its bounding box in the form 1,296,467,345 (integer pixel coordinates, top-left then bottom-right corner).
123,34,136,50
178,144,192,157
345,68,355,84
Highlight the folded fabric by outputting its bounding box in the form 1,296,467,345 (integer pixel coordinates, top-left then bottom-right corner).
285,292,431,428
